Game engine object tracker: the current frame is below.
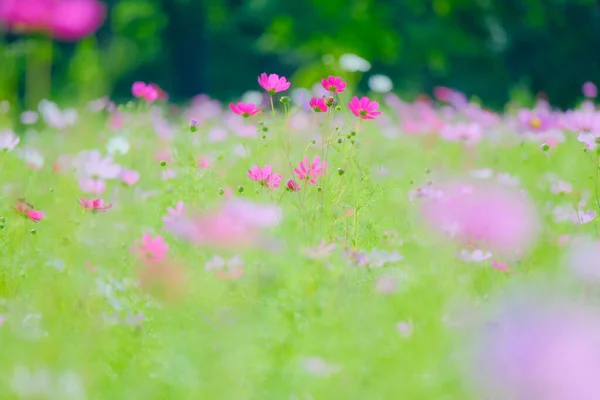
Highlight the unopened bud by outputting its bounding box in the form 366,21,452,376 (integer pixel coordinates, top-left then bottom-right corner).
279,96,291,104
189,118,198,132
337,168,345,176
218,188,225,195
160,160,167,167
324,96,336,107
237,186,244,193
540,143,550,152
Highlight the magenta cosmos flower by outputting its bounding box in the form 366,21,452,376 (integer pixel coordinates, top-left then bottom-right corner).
248,165,282,189
348,96,382,120
294,157,327,184
132,234,169,263
321,76,347,94
0,0,106,41
14,201,44,223
229,102,261,117
257,73,290,94
78,197,112,213
420,180,539,259
309,97,328,112
287,179,301,192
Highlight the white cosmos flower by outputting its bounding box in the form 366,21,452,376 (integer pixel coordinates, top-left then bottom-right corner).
368,74,393,93
242,90,264,106
106,136,130,156
0,130,20,150
21,111,39,125
339,53,371,72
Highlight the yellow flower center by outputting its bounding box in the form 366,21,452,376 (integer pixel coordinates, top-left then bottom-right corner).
530,117,542,129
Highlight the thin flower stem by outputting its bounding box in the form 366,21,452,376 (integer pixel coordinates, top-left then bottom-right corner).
270,95,275,118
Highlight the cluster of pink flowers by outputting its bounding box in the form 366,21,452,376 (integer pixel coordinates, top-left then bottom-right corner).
132,82,160,103
0,0,106,41
163,199,281,250
248,165,282,189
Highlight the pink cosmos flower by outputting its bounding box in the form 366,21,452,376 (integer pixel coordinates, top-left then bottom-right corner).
229,102,261,117
421,180,540,259
15,201,44,223
257,73,290,94
321,76,347,94
131,82,159,103
583,81,597,98
516,108,556,133
119,169,140,186
248,165,282,189
163,201,185,224
79,178,106,195
0,0,106,42
348,96,382,120
287,179,301,192
132,234,168,263
309,97,328,112
78,197,112,212
293,157,327,184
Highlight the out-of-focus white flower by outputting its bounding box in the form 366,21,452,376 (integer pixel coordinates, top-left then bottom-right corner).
368,74,393,93
242,90,264,106
0,130,20,150
300,356,342,377
339,53,371,72
21,148,44,169
459,249,493,263
106,136,130,156
21,111,39,125
38,100,77,129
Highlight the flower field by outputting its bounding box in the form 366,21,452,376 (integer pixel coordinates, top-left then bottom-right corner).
2,69,600,399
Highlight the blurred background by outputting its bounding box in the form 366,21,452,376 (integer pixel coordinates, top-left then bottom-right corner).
2,0,600,109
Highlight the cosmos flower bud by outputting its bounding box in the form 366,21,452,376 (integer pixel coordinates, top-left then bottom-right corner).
324,96,337,107
189,118,198,132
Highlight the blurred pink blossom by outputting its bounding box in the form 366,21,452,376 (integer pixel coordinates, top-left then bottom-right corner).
468,296,600,400
421,180,540,259
0,0,106,41
132,234,168,263
164,199,281,250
